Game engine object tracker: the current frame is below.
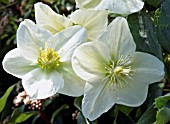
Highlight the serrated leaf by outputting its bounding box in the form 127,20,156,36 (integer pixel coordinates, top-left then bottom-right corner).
9,106,37,123
155,107,170,124
127,12,162,60
0,84,16,113
51,104,69,123
74,95,83,110
155,93,170,109
156,0,170,53
137,105,157,124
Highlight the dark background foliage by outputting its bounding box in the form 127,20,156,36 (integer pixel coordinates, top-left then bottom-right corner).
0,0,170,124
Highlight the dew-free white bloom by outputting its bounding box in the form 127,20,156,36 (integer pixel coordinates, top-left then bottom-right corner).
72,17,165,121
75,0,144,15
34,2,108,41
3,19,87,99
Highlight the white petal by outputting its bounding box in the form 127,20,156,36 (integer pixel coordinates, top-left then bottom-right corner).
115,78,149,107
114,52,165,106
2,48,36,78
132,52,165,84
50,25,87,62
70,10,108,41
34,2,72,34
57,62,85,96
22,68,64,99
82,82,117,121
17,19,52,61
99,17,136,60
72,42,110,83
75,0,144,15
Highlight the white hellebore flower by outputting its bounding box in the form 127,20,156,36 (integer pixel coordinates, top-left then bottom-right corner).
3,19,87,99
34,2,108,41
75,0,144,15
72,17,165,121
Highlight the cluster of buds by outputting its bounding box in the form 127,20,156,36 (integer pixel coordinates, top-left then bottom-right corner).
72,110,80,120
13,91,43,110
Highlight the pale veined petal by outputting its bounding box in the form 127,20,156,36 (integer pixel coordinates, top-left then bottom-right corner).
17,19,52,61
115,77,149,107
57,62,85,96
50,25,87,62
99,17,136,60
70,10,108,41
82,82,117,121
131,52,165,84
2,48,36,78
75,0,144,15
72,42,110,83
114,52,165,106
34,2,73,34
22,68,64,99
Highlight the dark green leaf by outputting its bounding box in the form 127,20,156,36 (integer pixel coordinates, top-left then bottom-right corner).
155,107,170,124
144,0,161,7
137,105,157,124
155,93,170,109
77,112,89,124
127,12,163,60
0,84,16,113
9,106,37,123
110,104,133,118
145,83,163,108
116,111,135,124
0,0,9,4
74,95,83,110
41,99,53,110
51,104,69,123
31,114,40,124
156,0,170,53
1,100,13,121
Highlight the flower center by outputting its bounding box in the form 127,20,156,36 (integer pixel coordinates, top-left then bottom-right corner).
104,53,134,89
37,43,60,69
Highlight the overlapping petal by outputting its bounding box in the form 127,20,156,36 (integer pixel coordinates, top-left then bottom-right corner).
35,2,72,34
2,48,36,78
17,19,52,61
70,10,108,41
57,62,85,96
54,26,87,62
99,17,136,60
22,68,64,99
72,42,110,83
75,0,144,15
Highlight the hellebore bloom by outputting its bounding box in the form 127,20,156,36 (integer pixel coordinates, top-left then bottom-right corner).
3,19,87,99
34,2,108,41
72,17,165,121
75,0,144,15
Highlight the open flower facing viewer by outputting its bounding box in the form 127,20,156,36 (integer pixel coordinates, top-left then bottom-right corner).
72,17,165,121
3,19,87,99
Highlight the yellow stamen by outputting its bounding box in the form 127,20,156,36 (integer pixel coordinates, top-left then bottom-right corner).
37,43,60,69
